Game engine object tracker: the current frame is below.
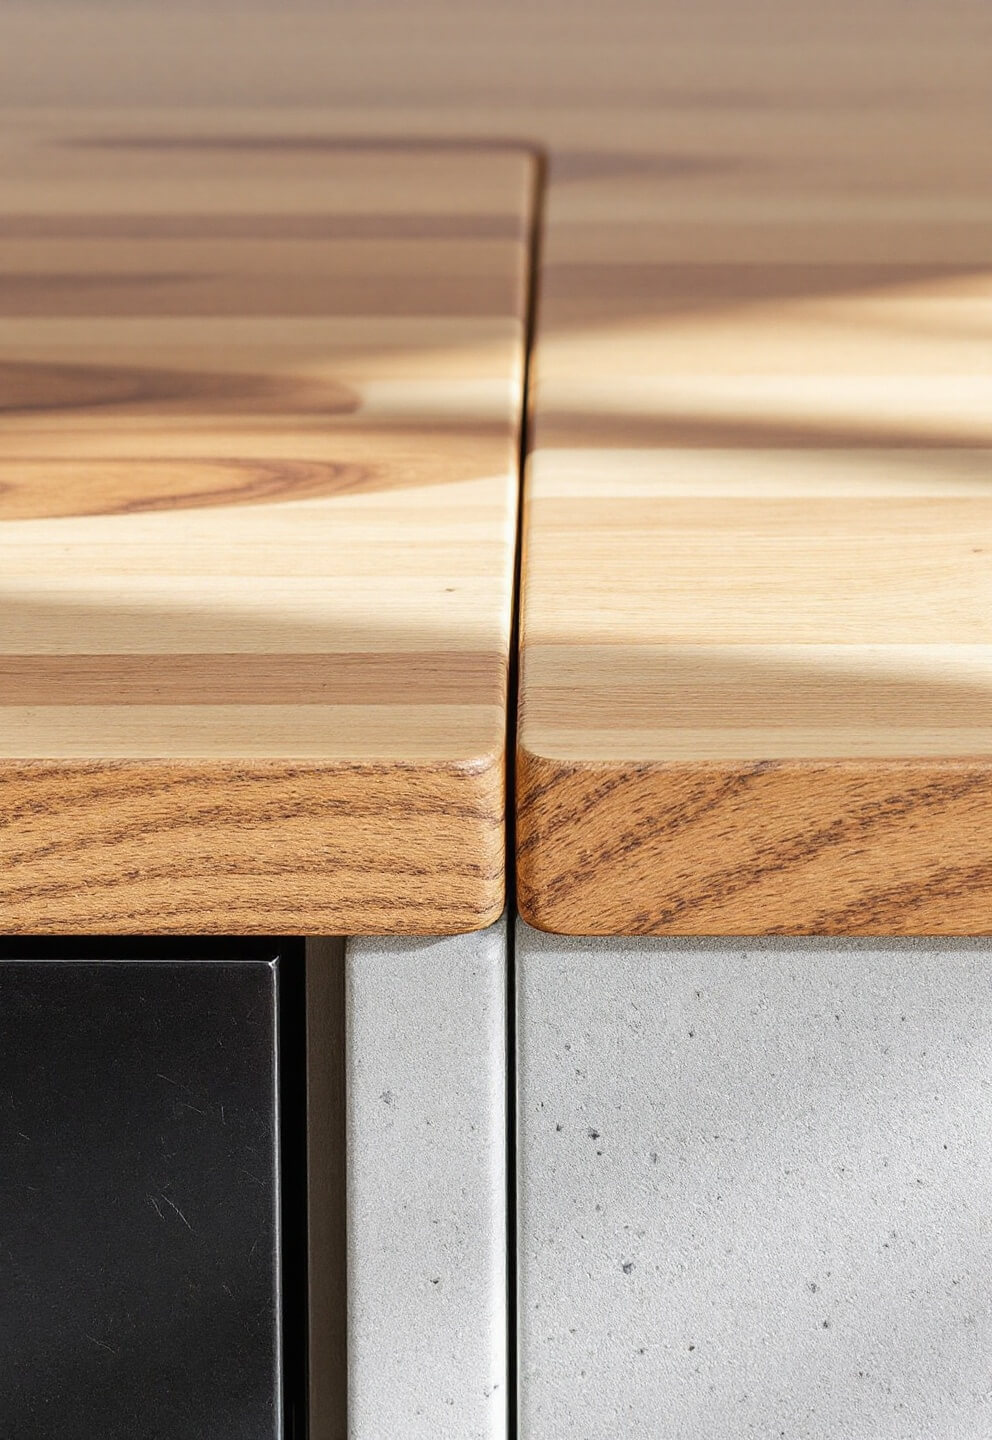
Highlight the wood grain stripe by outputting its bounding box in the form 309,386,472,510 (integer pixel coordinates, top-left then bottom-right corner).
0,214,529,241
0,654,503,706
0,272,524,318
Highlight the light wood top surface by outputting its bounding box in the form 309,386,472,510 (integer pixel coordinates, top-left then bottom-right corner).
0,115,534,933
516,2,992,934
5,1,991,935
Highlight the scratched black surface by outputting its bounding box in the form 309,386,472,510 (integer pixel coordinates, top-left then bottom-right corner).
0,942,290,1439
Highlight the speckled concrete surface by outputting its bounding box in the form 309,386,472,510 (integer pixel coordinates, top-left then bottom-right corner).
347,921,507,1440
517,926,992,1439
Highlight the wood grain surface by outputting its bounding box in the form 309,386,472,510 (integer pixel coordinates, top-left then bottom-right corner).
0,115,534,933
4,2,991,935
515,1,992,934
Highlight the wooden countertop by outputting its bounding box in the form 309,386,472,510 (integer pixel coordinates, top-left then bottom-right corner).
4,2,991,936
515,4,992,934
0,115,534,933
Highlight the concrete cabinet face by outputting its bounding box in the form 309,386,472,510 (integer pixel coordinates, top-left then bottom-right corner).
337,921,509,1440
0,943,298,1440
517,927,992,1440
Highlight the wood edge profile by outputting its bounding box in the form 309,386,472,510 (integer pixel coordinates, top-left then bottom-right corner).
0,752,506,936
516,746,992,936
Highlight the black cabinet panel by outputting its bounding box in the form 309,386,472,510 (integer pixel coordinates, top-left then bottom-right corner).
0,941,299,1440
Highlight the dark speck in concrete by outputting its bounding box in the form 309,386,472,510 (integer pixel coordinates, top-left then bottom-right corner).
622,1261,634,1275
588,1128,600,1140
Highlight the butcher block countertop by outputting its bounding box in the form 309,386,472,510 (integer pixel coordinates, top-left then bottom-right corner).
3,0,991,938
0,115,534,933
514,4,992,935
